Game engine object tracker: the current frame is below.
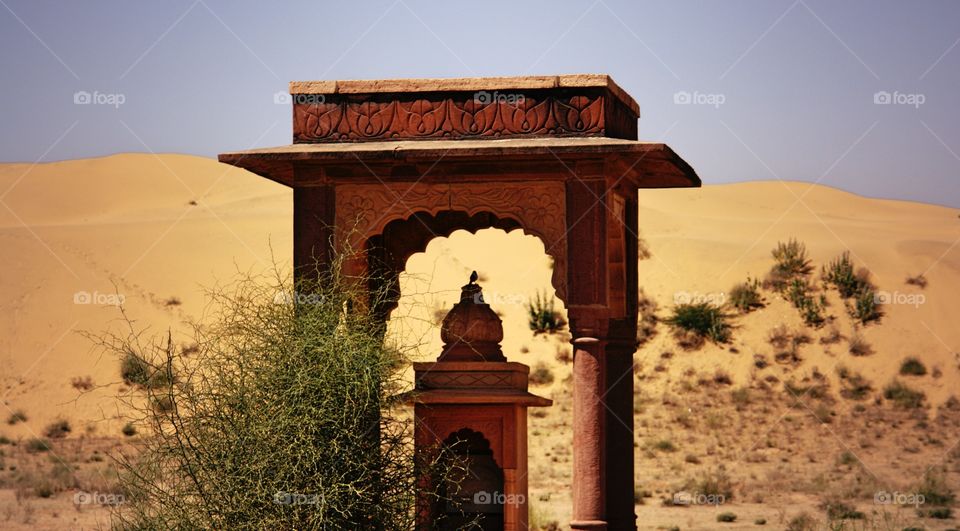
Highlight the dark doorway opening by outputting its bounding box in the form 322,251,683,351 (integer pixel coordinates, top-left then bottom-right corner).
440,428,504,531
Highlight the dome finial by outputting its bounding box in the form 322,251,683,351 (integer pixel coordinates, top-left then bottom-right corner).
440,272,504,362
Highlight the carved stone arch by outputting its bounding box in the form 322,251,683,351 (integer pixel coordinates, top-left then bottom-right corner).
334,182,568,306
368,209,568,312
442,427,498,465
435,423,505,471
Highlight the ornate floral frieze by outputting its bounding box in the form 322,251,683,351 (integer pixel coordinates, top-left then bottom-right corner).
293,91,632,142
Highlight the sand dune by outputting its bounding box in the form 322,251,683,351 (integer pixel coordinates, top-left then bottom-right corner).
0,154,289,440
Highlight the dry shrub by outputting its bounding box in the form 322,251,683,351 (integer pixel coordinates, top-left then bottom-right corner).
6,410,27,425
883,379,925,408
848,332,872,356
94,258,467,530
664,302,732,347
836,365,872,400
768,239,812,287
768,325,791,349
42,419,70,439
529,362,555,386
729,277,763,313
636,289,659,346
527,291,566,335
70,376,94,391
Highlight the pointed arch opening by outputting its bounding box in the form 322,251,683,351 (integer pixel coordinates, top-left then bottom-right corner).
373,213,569,365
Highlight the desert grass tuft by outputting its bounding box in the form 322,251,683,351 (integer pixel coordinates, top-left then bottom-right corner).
899,357,927,376
905,273,928,288
5,410,27,425
848,331,872,356
729,277,763,313
42,419,70,439
664,302,732,347
883,379,925,408
529,362,555,386
527,290,566,335
770,239,812,284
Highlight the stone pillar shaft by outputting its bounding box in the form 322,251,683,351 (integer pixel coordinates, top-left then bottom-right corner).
570,337,607,531
605,342,637,531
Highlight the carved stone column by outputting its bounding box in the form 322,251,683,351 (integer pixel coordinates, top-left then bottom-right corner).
605,339,637,531
292,183,333,281
570,336,607,530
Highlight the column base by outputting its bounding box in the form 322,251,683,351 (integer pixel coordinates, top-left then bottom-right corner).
570,520,608,530
607,516,638,531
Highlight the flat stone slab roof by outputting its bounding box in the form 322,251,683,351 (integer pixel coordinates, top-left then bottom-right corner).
223,136,670,160
218,136,700,189
288,74,640,116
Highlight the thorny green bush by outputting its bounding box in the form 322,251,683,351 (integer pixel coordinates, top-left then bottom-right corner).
96,256,469,530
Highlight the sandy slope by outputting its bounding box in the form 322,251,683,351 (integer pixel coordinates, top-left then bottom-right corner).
634,182,960,406
0,154,291,440
0,154,958,529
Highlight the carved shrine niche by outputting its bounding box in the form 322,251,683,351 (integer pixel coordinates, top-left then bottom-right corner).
418,415,509,470
334,181,568,300
294,91,631,143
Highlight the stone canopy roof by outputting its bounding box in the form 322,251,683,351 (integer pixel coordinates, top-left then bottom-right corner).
218,74,699,189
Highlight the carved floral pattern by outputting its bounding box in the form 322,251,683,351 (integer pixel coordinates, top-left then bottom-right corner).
294,94,608,142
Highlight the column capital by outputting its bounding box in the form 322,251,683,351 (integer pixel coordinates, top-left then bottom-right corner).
568,304,609,338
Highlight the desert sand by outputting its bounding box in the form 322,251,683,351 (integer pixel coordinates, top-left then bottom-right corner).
1,154,958,529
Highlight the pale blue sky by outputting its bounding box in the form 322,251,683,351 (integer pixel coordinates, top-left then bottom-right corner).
1,0,958,206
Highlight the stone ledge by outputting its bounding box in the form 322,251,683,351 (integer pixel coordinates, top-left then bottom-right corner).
288,74,639,115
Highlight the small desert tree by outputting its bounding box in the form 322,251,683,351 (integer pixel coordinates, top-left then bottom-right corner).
98,258,461,530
